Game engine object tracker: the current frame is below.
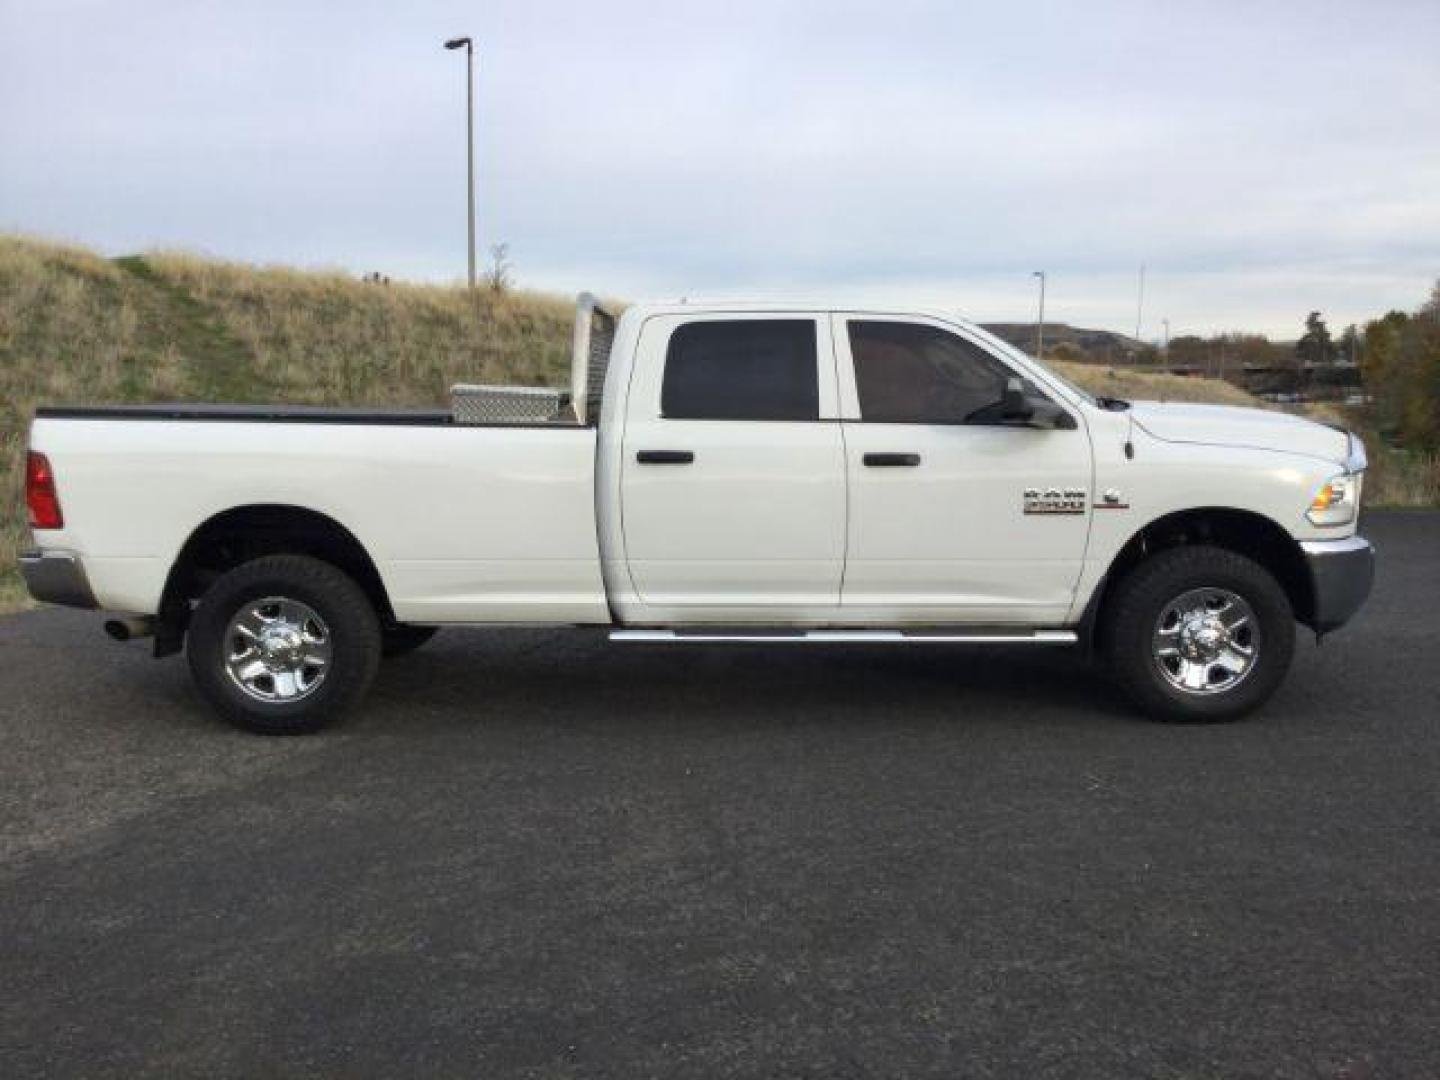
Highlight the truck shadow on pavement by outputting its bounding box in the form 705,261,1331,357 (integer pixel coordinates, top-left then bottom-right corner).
5,609,1354,738
359,628,1132,735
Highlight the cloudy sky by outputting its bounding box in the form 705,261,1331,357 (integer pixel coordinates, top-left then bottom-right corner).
3,0,1437,337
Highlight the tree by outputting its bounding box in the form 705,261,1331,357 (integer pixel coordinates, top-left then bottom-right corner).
1423,278,1440,323
1336,323,1361,366
1221,333,1292,373
484,242,513,294
1047,342,1087,365
1361,311,1408,434
1361,297,1440,452
1400,314,1440,450
1166,335,1208,370
1297,311,1332,368
1133,344,1161,367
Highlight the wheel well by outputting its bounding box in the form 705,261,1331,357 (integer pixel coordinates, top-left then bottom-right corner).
156,505,393,654
1089,508,1314,637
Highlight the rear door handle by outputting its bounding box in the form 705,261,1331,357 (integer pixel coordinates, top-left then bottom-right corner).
863,452,921,467
636,450,695,465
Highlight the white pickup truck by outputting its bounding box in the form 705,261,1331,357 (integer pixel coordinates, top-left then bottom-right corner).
21,296,1374,733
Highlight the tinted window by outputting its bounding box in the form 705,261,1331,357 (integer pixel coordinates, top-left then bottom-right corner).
662,320,819,421
850,321,1025,424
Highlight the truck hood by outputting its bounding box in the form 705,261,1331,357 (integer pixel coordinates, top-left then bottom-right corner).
1129,401,1349,464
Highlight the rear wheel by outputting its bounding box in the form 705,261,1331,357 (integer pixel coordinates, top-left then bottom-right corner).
186,554,381,734
1102,545,1295,722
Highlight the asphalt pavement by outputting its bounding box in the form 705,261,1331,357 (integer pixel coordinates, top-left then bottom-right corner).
2,512,1437,1078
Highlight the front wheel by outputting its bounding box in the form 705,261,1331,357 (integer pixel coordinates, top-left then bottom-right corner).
1102,545,1295,722
186,554,382,734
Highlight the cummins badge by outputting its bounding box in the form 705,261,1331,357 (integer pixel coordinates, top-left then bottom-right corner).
1023,487,1087,514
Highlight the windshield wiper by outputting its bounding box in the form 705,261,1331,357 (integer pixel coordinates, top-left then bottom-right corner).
1095,396,1131,411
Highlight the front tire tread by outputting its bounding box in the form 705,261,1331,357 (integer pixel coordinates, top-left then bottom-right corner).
1101,545,1295,723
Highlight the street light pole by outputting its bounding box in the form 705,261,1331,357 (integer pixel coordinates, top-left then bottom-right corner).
444,36,476,289
1134,263,1146,354
1032,270,1046,361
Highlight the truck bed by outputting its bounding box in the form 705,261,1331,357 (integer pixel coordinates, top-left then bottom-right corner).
29,411,608,623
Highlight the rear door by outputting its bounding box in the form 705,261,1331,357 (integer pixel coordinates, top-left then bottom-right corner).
618,313,846,611
834,314,1092,624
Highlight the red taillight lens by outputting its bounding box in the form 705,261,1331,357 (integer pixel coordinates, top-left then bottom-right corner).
26,452,64,530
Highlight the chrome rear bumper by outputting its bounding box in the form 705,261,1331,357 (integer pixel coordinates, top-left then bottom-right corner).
18,550,98,609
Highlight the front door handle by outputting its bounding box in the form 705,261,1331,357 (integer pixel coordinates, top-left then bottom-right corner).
863,452,921,467
636,450,695,465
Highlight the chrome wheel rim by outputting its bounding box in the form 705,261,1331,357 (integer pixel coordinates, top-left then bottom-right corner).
224,596,332,704
1153,587,1259,695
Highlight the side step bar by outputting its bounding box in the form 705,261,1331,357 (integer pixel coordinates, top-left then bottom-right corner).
610,629,1078,645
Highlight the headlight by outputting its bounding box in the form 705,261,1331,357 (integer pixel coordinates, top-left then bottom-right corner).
1307,473,1359,526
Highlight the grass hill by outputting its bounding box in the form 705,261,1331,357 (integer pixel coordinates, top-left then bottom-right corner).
983,322,1142,358
1,234,1432,611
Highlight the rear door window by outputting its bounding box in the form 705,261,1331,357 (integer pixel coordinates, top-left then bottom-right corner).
662,320,819,421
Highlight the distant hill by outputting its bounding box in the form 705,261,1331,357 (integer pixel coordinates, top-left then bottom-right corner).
981,322,1143,358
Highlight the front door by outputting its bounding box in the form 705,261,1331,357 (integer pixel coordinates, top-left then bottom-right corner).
619,313,846,613
833,314,1092,625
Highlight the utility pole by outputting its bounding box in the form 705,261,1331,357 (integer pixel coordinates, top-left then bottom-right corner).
444,36,477,289
1162,317,1170,356
1031,271,1046,360
1133,263,1146,360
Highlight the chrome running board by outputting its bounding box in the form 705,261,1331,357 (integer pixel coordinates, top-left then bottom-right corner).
609,629,1078,645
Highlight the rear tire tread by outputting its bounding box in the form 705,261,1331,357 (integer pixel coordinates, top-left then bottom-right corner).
186,554,381,734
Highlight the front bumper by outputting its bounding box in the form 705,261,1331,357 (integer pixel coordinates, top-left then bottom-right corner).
1300,535,1374,634
18,549,98,609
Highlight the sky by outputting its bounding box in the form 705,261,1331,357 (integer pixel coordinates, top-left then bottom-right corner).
2,0,1438,339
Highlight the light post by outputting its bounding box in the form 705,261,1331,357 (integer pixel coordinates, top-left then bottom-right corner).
1031,270,1046,361
1134,263,1146,356
1162,318,1170,357
444,36,476,289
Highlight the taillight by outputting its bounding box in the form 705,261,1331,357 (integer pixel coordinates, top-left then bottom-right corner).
26,452,64,529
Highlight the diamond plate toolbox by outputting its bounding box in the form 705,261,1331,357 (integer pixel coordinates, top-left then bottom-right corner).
450,384,572,425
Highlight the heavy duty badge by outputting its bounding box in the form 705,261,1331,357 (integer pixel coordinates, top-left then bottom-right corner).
1023,487,1087,514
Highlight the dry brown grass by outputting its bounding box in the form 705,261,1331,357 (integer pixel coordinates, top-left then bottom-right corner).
0,440,32,614
1050,360,1261,407
1,236,193,614
1357,445,1440,508
145,251,576,404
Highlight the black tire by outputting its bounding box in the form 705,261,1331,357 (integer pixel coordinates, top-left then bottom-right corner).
381,624,439,658
186,554,381,735
1101,545,1295,722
